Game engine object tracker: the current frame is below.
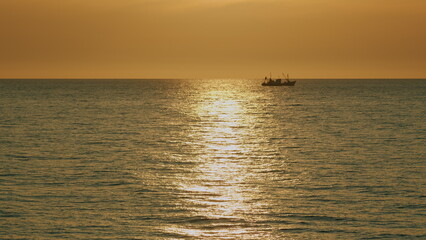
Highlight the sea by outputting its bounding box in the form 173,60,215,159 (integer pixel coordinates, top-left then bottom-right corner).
0,79,425,239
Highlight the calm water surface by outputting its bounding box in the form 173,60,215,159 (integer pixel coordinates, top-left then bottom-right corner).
0,79,425,239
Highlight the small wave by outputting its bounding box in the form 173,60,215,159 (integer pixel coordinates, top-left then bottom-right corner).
170,216,246,225
4,154,30,161
91,180,135,187
277,213,355,223
279,227,310,233
0,210,21,218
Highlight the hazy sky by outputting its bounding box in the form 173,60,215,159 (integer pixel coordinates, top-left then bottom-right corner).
1,0,425,79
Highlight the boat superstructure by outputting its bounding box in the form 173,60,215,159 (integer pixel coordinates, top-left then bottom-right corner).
262,73,296,86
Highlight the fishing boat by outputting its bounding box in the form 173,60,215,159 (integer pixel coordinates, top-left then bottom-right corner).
262,73,296,86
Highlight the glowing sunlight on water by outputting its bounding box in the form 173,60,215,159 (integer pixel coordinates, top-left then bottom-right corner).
166,87,269,238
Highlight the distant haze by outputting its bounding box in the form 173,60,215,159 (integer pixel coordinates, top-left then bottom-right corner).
1,0,425,79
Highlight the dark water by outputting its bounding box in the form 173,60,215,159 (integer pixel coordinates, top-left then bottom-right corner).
1,79,425,239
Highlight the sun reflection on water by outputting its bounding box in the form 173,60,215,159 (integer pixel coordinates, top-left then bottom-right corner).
166,88,267,238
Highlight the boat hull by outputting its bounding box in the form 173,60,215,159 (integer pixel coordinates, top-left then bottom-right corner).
262,81,296,86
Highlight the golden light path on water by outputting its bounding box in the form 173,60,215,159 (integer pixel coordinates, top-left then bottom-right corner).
166,86,274,238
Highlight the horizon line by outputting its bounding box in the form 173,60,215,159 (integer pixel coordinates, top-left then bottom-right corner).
1,77,425,80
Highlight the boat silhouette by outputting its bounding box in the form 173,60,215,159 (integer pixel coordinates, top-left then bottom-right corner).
262,73,296,86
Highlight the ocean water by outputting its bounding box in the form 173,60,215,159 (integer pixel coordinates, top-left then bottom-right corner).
0,79,425,239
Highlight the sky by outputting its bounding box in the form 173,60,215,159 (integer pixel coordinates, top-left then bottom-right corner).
1,0,425,79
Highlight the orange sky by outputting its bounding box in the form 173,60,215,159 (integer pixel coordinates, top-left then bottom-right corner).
1,0,425,79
